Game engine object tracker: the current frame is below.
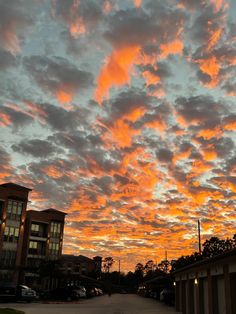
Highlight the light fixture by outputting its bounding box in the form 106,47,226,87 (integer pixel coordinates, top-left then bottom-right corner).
173,281,176,286
194,278,198,285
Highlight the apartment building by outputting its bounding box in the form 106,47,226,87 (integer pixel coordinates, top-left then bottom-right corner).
0,183,32,285
21,208,67,288
0,182,67,288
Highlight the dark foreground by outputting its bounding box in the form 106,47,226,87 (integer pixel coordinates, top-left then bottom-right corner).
1,294,181,314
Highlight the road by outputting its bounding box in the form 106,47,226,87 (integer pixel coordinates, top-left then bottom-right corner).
0,294,181,314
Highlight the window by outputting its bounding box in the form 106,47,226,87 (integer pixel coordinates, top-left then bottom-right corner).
3,226,19,242
0,250,17,266
6,200,23,221
49,242,60,255
29,241,38,249
50,222,61,237
28,241,38,255
31,224,39,232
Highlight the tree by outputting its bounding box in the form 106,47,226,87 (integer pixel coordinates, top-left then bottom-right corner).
157,259,171,273
134,263,144,284
202,236,234,258
172,234,236,271
135,263,144,273
144,260,155,273
103,257,114,273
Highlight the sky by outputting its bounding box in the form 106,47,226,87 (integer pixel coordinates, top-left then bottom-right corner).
0,0,236,272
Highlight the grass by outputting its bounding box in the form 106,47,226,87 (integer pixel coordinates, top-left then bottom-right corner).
0,309,25,314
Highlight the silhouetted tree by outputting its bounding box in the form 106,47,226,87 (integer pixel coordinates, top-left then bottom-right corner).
103,257,114,273
157,259,171,273
202,236,234,258
144,260,155,273
134,263,144,284
172,234,236,271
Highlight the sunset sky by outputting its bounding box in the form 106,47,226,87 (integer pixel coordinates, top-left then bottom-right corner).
0,0,236,272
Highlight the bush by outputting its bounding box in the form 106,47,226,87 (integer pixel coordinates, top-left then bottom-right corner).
0,308,25,314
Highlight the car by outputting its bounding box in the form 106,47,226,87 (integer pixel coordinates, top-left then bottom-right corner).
74,285,86,298
49,287,80,301
0,284,37,302
160,288,175,305
84,286,96,298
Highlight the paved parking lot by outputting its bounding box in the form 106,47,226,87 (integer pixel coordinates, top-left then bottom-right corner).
0,294,181,314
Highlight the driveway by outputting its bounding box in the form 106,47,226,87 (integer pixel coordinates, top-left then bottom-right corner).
0,294,181,314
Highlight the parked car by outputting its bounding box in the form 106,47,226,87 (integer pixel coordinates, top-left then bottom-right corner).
49,287,80,301
84,286,96,298
0,284,37,302
74,285,86,298
160,288,175,305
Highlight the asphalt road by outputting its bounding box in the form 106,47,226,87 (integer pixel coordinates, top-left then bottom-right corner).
0,294,181,314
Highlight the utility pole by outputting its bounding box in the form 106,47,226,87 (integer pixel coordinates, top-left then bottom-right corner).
118,259,121,286
165,250,168,273
198,219,201,253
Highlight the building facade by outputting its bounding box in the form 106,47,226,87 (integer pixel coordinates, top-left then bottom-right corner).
60,254,102,277
0,183,32,285
21,208,67,288
0,182,67,288
174,249,236,314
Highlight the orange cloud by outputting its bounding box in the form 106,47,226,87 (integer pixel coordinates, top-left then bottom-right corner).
42,165,63,179
25,102,48,125
142,70,160,86
0,113,12,127
2,23,21,55
94,45,140,104
224,121,236,131
134,0,142,8
159,39,184,59
103,0,112,14
197,55,220,87
144,120,166,133
207,28,222,51
197,126,222,140
201,149,217,161
101,107,146,148
55,88,74,107
69,0,86,38
210,0,224,12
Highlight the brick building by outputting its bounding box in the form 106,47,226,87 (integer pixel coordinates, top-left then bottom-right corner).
21,208,67,288
0,183,32,285
60,255,102,280
0,182,67,288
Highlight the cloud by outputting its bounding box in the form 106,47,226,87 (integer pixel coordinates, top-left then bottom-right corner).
12,138,63,158
0,50,16,69
156,148,173,163
175,95,226,125
0,146,13,179
0,103,34,128
0,0,33,55
23,56,94,104
52,0,103,38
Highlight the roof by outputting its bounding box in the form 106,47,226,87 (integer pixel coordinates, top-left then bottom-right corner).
0,182,32,191
173,248,236,274
61,254,93,262
42,208,67,215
